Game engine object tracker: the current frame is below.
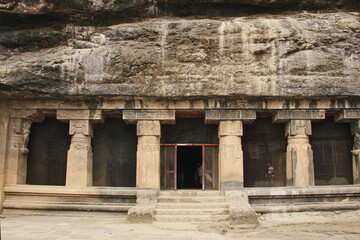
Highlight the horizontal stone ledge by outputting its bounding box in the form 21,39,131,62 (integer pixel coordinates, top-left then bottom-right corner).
244,185,360,196
335,110,360,122
57,109,103,122
205,110,256,124
123,110,175,124
3,201,134,212
252,202,360,213
4,184,137,197
272,110,325,123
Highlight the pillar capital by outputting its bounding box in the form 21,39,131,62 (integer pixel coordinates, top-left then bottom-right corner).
123,110,175,124
69,119,93,137
205,110,256,124
285,120,312,137
137,120,161,137
219,121,243,137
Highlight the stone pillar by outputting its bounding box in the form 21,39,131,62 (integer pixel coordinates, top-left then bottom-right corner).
57,109,103,187
136,120,161,189
285,120,315,187
205,110,256,192
351,120,360,184
6,110,44,185
123,109,175,190
335,111,360,185
273,110,324,187
0,101,10,211
66,120,93,187
219,121,244,191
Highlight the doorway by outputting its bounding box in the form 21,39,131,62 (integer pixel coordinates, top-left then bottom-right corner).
177,146,202,189
160,144,219,190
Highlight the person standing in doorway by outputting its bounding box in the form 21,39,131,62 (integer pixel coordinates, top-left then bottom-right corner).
265,162,274,186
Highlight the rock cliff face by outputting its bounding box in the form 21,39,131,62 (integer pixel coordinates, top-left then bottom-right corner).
0,1,359,98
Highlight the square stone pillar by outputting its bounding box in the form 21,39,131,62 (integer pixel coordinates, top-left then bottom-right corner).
285,120,315,187
335,111,360,185
6,110,44,185
136,120,161,189
66,120,93,187
6,119,31,184
351,120,360,184
219,121,244,191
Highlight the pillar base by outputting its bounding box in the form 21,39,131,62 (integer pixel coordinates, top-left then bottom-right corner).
127,189,158,223
221,180,244,194
225,190,259,227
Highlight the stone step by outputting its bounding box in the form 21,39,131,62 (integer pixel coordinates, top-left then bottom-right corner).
157,196,226,203
252,202,360,213
156,202,230,209
153,222,203,231
153,221,232,231
159,190,221,197
155,208,229,215
154,214,229,222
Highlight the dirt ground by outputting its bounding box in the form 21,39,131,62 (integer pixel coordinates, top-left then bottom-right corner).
1,210,360,240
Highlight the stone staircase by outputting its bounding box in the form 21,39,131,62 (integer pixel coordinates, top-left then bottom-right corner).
153,190,230,231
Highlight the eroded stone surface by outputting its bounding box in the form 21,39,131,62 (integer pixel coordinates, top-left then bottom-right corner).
0,12,359,98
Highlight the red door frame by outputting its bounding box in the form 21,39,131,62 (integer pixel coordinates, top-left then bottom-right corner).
161,143,219,190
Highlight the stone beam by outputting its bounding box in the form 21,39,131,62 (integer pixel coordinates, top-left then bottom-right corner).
57,109,103,122
273,110,325,123
205,110,256,124
335,110,360,123
123,110,175,124
10,109,44,122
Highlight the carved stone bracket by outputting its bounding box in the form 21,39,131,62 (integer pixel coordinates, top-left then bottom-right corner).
285,120,312,137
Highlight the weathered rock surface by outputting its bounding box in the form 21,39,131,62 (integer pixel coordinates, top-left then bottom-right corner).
0,11,359,98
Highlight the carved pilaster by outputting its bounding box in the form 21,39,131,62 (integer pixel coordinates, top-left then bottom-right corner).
219,121,244,191
351,120,360,184
285,120,315,187
66,120,93,187
7,110,44,185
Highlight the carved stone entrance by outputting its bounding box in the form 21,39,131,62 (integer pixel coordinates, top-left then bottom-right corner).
160,144,219,190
